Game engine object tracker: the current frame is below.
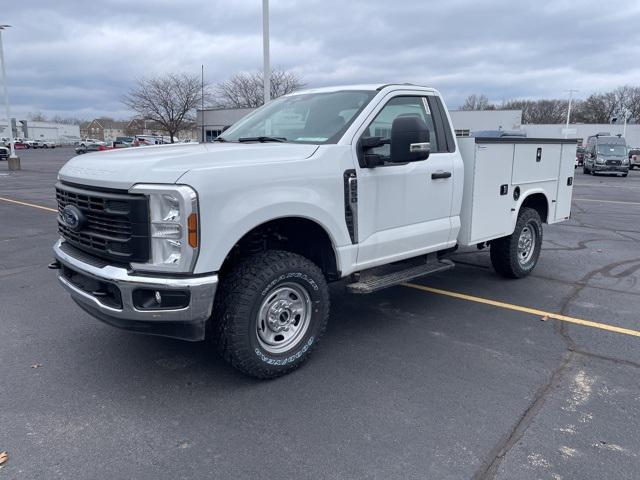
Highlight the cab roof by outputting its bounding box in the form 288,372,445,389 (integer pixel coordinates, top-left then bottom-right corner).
288,83,435,96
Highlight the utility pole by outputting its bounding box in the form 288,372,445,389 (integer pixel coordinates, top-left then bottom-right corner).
623,108,628,138
564,89,578,139
201,64,205,142
0,25,19,170
262,0,270,104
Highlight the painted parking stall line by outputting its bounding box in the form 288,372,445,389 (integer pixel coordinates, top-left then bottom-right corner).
0,196,57,213
404,283,640,338
573,197,640,206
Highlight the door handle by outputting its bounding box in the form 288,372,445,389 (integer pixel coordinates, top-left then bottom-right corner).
431,171,452,180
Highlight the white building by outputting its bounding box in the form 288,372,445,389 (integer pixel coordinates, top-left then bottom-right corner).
521,124,640,148
0,119,81,144
448,110,522,136
197,108,255,142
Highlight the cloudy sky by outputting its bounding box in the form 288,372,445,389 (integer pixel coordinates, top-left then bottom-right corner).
3,0,640,120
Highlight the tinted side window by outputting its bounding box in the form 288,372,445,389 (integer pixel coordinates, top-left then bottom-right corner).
362,96,438,160
427,96,455,153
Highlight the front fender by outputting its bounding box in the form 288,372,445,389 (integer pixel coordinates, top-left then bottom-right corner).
189,181,351,275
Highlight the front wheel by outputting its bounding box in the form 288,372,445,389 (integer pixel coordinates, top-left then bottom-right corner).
490,207,543,279
211,250,330,379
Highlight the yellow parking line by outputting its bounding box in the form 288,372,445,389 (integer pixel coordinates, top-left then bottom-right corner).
573,197,640,206
0,196,58,213
404,283,640,338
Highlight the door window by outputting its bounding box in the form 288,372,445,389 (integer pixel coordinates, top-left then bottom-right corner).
362,96,438,161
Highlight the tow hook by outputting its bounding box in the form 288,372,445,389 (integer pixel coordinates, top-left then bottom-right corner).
48,260,61,270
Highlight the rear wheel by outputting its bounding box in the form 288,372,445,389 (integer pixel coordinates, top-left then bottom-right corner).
490,207,543,279
211,250,329,379
583,165,590,174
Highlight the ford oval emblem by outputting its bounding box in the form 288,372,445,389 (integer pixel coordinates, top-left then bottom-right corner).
61,205,85,231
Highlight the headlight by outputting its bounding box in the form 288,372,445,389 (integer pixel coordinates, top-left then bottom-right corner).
128,184,199,273
596,157,605,164
622,158,629,165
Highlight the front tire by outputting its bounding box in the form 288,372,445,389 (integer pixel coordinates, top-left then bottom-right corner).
211,250,330,379
490,207,543,279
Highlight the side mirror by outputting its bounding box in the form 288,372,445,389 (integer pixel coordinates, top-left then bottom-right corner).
390,116,431,163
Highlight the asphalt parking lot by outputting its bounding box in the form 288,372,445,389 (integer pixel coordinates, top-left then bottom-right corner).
1,148,640,479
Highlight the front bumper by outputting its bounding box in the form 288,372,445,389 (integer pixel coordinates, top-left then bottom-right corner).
592,164,628,173
53,239,218,341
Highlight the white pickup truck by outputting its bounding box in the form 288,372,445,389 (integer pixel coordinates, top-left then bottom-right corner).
51,84,576,378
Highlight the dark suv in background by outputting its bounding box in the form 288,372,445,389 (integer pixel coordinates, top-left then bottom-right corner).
583,133,629,177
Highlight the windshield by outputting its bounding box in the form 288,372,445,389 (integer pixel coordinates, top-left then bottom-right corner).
597,144,626,156
220,90,376,144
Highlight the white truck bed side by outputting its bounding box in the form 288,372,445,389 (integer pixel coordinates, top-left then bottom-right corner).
457,137,576,246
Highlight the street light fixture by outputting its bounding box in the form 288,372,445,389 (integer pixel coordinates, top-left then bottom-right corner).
262,0,270,104
0,24,19,170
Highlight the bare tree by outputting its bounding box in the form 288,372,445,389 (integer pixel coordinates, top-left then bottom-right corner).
122,73,206,142
459,94,495,111
28,112,48,121
501,99,568,124
572,93,617,124
215,68,304,108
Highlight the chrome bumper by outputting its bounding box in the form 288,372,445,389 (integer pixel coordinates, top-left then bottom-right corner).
53,239,218,341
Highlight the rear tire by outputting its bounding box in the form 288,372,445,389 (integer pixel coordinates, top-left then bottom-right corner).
211,250,330,379
583,165,590,174
490,207,543,279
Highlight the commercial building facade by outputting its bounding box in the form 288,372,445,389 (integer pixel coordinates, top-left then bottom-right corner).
0,120,80,143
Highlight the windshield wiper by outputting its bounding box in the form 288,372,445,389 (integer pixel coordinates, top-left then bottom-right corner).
238,136,287,143
212,137,227,142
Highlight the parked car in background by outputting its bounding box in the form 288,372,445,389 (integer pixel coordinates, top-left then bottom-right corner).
0,145,8,161
75,143,113,155
629,148,640,170
113,136,134,148
583,133,629,176
575,146,585,167
42,140,57,149
79,138,106,148
133,135,162,146
13,139,28,149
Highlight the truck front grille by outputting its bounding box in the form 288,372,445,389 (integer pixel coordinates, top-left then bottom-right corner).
56,182,150,263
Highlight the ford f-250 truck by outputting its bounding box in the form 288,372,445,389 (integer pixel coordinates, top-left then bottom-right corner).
51,84,576,378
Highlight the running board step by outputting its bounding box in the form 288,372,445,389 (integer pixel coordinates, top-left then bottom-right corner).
346,258,455,294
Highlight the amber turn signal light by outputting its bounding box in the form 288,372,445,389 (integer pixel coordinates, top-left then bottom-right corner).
187,213,198,248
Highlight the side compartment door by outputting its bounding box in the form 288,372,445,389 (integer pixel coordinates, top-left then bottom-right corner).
353,94,455,269
553,143,576,222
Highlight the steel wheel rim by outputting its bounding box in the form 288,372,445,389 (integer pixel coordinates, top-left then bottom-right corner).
517,222,536,266
256,282,312,355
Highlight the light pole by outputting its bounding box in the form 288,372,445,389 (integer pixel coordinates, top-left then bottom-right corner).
0,24,19,170
564,89,578,139
262,0,270,104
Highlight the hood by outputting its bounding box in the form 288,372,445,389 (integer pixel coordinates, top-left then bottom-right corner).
58,142,319,190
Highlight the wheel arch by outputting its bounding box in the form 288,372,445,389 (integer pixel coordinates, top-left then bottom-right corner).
518,191,550,223
218,216,341,281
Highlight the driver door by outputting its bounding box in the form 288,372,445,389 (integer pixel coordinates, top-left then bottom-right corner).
353,94,455,269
